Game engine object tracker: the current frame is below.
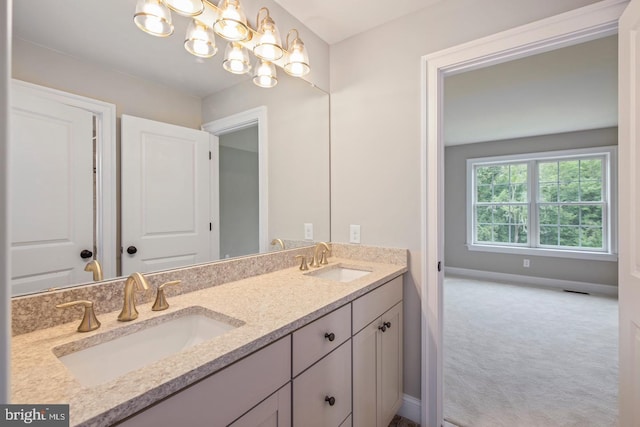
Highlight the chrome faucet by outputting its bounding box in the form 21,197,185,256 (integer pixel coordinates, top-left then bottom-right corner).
84,259,103,281
118,272,149,321
311,242,330,267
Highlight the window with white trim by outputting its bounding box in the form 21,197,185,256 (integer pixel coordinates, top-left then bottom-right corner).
467,147,617,260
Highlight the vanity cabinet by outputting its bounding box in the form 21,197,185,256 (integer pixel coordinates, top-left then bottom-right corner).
115,275,404,427
116,336,291,427
352,277,404,427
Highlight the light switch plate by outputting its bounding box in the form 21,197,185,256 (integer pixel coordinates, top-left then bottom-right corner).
350,224,361,243
304,223,313,240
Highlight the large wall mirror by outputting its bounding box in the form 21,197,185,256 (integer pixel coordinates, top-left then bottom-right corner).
10,0,330,296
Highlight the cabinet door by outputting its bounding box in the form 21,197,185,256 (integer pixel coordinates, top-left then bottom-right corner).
116,337,290,427
230,383,291,427
352,321,379,427
293,341,352,427
379,302,403,427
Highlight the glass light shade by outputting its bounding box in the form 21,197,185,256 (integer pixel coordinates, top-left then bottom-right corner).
223,42,251,74
134,0,174,37
165,0,204,16
253,60,277,88
284,37,310,77
253,9,283,61
184,20,217,58
213,0,250,41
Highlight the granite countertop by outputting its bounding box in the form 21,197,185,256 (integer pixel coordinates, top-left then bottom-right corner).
11,257,407,427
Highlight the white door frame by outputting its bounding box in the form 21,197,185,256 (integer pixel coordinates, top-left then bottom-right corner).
11,79,117,281
420,1,627,425
202,106,269,254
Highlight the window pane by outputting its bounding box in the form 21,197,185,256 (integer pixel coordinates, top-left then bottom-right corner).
476,206,493,223
558,181,579,202
539,183,558,202
580,205,602,227
476,167,494,186
493,165,510,185
581,227,603,248
580,158,602,181
510,164,528,183
510,184,527,202
493,224,510,243
539,162,558,183
559,160,580,182
559,205,580,226
510,224,528,244
540,226,559,245
580,180,602,202
492,184,509,202
476,224,492,242
539,205,558,225
477,185,492,202
559,226,579,246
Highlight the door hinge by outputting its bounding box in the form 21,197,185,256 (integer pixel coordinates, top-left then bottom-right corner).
437,261,442,272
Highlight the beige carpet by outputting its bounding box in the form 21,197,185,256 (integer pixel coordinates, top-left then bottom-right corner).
443,276,618,427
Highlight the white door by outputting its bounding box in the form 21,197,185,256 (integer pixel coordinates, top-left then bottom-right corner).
121,115,211,275
618,0,640,424
10,86,94,295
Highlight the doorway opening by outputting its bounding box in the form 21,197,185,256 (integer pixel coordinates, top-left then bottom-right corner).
419,1,626,426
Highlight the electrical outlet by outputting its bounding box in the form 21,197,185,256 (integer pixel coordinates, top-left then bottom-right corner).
523,259,530,268
350,224,361,243
304,223,313,240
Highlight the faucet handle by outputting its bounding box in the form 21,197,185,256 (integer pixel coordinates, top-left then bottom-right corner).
295,255,309,271
56,300,101,332
152,280,181,311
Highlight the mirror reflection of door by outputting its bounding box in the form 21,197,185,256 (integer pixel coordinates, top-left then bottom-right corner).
120,115,213,276
10,86,94,295
218,125,259,259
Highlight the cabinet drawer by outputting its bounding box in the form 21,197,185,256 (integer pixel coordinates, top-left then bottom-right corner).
293,341,352,427
116,336,291,427
293,304,351,376
352,276,402,334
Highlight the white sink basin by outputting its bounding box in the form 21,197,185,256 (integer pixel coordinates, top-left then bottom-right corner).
55,307,243,387
306,265,372,282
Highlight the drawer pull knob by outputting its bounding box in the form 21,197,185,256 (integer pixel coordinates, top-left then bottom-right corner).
378,322,391,332
324,332,335,342
325,396,336,406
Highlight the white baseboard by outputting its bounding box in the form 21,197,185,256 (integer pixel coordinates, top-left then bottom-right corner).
398,394,422,424
445,266,618,297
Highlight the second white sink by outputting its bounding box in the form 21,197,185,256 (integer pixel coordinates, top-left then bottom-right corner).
55,307,243,387
306,265,372,282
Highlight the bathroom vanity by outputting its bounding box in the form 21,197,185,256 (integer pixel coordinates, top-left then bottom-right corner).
10,244,407,427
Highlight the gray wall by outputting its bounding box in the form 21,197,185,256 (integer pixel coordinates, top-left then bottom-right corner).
444,127,618,286
219,128,260,258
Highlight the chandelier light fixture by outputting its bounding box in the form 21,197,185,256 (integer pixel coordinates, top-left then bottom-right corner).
133,0,310,88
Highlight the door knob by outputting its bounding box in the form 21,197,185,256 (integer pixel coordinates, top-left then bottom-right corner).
126,246,138,255
324,332,336,342
80,249,93,259
324,396,336,406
